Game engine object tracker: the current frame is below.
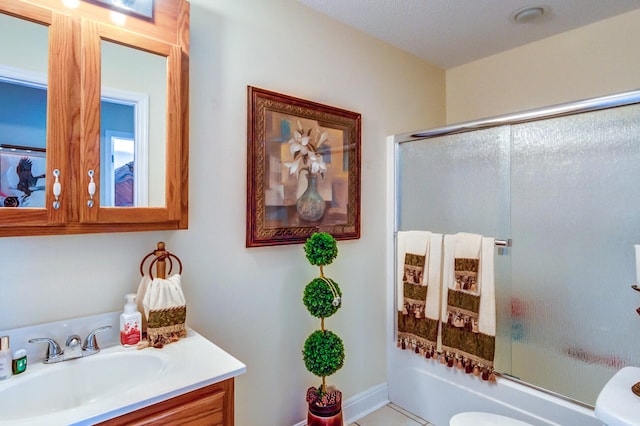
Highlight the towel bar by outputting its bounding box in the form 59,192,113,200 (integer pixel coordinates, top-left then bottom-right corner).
139,242,183,279
393,231,512,248
393,232,512,247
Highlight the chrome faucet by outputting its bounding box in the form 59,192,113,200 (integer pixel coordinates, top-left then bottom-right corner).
64,334,83,360
29,325,113,364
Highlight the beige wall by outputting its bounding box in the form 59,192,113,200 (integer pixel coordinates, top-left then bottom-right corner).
173,1,444,424
446,9,640,124
0,1,445,426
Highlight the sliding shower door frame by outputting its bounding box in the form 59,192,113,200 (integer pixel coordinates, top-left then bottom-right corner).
388,88,640,409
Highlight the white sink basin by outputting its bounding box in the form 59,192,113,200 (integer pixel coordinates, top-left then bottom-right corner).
595,366,640,426
0,351,167,421
0,327,246,426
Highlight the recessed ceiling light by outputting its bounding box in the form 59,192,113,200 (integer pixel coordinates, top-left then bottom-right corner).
512,6,546,23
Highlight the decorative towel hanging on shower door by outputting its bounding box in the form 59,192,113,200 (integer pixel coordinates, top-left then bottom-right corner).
396,231,442,358
396,231,497,382
440,233,496,382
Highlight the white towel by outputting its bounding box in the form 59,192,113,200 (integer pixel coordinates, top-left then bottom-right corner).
479,237,496,336
142,274,187,346
396,231,443,355
396,231,430,311
441,232,496,380
441,232,482,320
136,274,152,333
440,234,455,323
425,233,443,321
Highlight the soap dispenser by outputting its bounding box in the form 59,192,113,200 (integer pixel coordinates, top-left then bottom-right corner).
120,294,142,346
0,336,12,380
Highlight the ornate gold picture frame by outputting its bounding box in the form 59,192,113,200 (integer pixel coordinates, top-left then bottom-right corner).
246,86,361,247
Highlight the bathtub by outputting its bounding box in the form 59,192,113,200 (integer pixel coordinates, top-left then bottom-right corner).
386,347,601,426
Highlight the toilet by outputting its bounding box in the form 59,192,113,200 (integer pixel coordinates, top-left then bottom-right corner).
450,411,534,426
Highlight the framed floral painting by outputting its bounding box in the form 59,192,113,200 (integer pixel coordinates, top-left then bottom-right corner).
246,86,361,247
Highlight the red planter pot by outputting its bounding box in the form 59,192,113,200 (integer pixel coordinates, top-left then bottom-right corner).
306,387,343,426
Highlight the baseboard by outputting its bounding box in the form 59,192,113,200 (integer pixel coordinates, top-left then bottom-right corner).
342,383,389,424
292,383,389,426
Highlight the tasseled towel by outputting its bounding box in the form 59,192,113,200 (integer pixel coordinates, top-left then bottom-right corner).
136,274,151,334
396,231,443,358
142,274,187,347
441,233,496,381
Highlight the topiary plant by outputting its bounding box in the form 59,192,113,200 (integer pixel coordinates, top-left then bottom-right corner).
303,330,345,377
303,277,342,319
302,232,344,404
304,232,338,268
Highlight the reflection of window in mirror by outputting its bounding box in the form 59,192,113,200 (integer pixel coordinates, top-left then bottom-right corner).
112,135,134,207
103,129,134,207
100,93,149,208
0,12,48,209
101,40,166,208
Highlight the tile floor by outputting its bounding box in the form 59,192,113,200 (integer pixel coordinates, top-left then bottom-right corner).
348,403,435,426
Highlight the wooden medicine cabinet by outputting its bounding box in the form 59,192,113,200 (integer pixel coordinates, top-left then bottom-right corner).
0,0,189,236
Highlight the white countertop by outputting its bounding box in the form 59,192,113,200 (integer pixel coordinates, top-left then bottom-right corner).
0,329,246,425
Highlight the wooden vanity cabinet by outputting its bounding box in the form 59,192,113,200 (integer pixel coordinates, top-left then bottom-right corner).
0,0,189,237
98,378,235,426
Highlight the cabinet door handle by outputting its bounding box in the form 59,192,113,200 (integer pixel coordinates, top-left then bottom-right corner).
87,170,96,208
52,169,61,209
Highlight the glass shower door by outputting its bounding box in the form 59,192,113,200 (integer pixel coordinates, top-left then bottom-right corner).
510,103,640,404
397,126,513,373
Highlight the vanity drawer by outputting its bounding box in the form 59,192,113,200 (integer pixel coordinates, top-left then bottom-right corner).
99,378,234,426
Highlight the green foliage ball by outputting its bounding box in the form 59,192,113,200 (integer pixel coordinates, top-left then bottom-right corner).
303,278,342,318
304,232,338,266
303,330,345,378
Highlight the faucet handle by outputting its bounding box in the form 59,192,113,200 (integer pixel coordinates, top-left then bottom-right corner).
82,325,112,356
28,337,64,364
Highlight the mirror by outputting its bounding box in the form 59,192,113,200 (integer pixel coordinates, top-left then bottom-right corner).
0,12,48,209
100,39,166,208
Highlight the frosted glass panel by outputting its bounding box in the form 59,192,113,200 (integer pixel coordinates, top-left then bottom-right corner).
397,127,513,373
396,101,640,405
510,104,640,404
398,127,510,235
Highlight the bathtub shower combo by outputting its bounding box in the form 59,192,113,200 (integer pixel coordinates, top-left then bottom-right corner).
386,90,640,425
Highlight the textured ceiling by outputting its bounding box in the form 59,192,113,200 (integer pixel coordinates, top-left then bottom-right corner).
296,0,640,69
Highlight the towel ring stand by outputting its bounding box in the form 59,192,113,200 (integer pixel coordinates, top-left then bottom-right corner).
139,242,183,280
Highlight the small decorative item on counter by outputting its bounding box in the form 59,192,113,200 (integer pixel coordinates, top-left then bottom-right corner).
120,293,142,347
143,274,187,347
137,242,186,348
12,348,27,375
0,336,12,380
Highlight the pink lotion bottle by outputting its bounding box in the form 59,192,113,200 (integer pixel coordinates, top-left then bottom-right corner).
120,294,142,346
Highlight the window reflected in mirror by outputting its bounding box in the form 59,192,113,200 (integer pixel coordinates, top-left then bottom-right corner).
0,12,48,209
100,40,166,208
112,135,134,206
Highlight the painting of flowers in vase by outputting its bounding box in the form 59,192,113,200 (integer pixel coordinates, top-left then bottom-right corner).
247,86,361,247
